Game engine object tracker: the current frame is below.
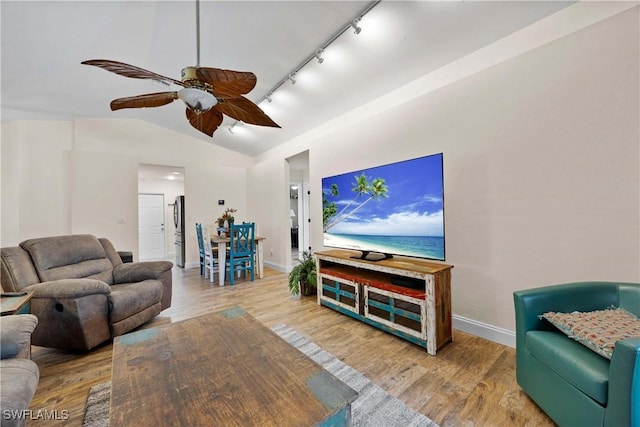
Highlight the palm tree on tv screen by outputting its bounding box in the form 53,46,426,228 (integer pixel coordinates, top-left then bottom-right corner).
323,172,388,232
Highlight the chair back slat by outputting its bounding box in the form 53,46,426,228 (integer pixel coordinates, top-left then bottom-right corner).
227,223,255,285
230,223,254,257
202,224,213,255
195,223,205,258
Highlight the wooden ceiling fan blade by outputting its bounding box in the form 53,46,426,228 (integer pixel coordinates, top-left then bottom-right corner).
196,68,257,98
186,108,223,137
216,97,280,128
110,92,179,111
82,59,184,87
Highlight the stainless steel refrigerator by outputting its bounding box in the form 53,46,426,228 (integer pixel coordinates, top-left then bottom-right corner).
173,195,185,268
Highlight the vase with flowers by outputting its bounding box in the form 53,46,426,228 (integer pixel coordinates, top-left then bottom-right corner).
216,208,237,236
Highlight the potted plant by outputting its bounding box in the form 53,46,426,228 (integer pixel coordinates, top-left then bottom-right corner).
288,251,317,296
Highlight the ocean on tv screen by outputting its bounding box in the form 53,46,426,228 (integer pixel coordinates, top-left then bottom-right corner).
324,233,445,261
322,153,445,261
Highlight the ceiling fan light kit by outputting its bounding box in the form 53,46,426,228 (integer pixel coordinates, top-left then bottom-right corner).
177,88,217,113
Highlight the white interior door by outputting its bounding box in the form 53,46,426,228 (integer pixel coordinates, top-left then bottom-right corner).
139,193,165,260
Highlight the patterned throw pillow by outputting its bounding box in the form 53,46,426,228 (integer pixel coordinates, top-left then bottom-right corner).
541,308,640,359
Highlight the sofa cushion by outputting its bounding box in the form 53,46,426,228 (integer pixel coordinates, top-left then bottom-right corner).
20,235,114,284
0,315,38,359
0,358,40,426
111,302,162,337
1,247,40,292
526,330,610,405
99,238,123,268
108,280,163,323
541,308,640,359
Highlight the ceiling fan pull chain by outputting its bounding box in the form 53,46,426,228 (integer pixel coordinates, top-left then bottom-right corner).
195,0,201,68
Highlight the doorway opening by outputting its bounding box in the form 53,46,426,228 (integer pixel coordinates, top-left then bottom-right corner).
286,151,310,263
138,164,185,261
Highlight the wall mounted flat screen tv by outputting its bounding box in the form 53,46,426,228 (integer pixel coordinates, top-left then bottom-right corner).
322,153,445,261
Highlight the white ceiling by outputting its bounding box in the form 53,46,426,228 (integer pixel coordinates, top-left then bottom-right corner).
139,163,185,182
1,1,573,157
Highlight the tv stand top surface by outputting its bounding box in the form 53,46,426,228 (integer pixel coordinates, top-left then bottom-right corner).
315,249,453,276
351,250,394,262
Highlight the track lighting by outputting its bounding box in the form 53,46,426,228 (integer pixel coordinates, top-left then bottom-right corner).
228,121,244,134
226,1,381,137
351,18,362,35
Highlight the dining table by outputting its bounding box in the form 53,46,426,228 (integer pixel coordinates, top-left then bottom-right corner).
210,235,266,287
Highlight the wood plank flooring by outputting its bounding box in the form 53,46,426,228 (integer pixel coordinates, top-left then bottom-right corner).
29,266,554,426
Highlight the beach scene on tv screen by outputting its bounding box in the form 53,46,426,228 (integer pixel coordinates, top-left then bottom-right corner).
322,154,445,261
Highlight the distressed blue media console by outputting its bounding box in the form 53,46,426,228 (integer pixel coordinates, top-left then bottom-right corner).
315,249,453,355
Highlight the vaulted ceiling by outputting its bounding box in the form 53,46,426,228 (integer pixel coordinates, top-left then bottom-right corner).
1,1,573,157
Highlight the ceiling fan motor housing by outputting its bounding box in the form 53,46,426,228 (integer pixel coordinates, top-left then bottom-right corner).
181,67,201,85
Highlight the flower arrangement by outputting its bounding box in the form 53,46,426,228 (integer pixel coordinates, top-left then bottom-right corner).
217,208,237,227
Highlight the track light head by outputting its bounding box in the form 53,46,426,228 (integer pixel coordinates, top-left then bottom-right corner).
228,121,244,134
351,18,362,35
265,94,272,103
287,73,297,85
314,49,325,64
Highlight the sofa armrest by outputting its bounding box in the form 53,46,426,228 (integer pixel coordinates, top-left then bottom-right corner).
112,261,173,284
605,337,640,427
23,278,111,299
0,314,38,359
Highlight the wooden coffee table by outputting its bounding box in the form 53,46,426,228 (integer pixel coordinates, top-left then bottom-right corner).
110,307,357,426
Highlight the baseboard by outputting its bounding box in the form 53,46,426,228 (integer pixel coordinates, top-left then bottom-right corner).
264,261,289,273
453,314,516,348
183,261,286,271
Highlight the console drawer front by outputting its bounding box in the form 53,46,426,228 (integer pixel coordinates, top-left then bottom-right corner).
319,274,359,314
364,285,426,340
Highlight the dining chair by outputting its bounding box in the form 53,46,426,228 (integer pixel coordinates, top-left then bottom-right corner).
201,224,220,284
195,223,206,276
227,222,255,285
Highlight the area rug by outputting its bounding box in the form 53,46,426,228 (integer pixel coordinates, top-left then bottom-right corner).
84,324,438,427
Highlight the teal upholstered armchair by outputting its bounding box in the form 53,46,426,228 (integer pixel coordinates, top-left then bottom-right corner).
514,282,640,427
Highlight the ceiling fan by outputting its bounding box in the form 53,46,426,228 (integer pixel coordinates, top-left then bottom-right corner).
81,1,279,138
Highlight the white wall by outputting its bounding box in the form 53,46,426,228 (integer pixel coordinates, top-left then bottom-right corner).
70,150,139,254
246,158,291,271
249,6,640,336
1,118,253,268
1,121,74,246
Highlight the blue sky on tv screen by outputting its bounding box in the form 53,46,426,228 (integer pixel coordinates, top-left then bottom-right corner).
322,154,444,237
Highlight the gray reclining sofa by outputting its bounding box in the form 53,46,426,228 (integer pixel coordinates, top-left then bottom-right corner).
1,234,173,351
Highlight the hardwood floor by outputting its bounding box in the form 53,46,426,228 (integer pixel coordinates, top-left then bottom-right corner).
29,267,554,426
